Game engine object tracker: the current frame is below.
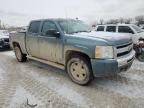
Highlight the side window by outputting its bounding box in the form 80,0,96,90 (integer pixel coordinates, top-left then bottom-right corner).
106,26,116,32
41,21,58,36
118,26,134,34
97,26,105,31
28,21,41,34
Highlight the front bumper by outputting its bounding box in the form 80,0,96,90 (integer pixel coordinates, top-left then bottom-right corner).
91,50,135,77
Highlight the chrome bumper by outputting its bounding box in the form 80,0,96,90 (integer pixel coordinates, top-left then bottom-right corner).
117,50,135,67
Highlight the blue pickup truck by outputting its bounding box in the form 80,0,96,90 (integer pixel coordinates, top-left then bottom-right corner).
10,19,135,85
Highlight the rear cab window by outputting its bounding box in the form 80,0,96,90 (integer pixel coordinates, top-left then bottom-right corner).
97,26,105,31
28,21,41,34
118,26,134,34
106,26,116,32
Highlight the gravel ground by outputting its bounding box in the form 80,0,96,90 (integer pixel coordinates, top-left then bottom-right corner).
0,50,144,108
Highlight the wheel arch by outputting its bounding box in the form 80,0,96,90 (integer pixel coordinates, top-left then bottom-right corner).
65,50,94,85
12,41,26,54
65,50,92,70
12,41,20,47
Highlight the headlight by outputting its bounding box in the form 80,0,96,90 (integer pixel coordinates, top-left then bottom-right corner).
95,46,114,59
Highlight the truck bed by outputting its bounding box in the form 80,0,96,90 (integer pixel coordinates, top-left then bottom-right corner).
10,32,27,54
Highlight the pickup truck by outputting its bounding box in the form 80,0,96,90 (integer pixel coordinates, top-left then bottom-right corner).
10,19,135,85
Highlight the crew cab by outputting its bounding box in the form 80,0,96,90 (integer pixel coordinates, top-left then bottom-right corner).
10,19,135,85
0,30,10,49
95,24,144,44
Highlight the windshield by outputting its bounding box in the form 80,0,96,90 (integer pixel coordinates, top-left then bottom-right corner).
132,25,144,33
58,20,91,34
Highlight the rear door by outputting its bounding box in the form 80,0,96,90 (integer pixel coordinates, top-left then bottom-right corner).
26,21,41,57
106,26,116,32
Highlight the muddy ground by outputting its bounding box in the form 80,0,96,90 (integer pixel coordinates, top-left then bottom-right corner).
0,50,144,108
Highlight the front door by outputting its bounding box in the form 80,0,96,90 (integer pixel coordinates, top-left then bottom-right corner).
39,20,63,63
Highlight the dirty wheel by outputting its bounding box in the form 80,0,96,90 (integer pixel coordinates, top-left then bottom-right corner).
14,46,27,62
67,55,93,85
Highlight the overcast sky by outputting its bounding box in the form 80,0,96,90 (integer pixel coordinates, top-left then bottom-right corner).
0,0,144,26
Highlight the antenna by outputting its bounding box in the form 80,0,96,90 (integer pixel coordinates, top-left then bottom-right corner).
64,8,69,34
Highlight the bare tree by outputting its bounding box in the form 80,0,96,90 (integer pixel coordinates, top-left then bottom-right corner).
90,21,98,28
2,24,6,29
119,17,124,24
135,15,144,26
135,16,144,22
124,18,132,24
99,19,104,25
106,19,119,24
76,17,79,20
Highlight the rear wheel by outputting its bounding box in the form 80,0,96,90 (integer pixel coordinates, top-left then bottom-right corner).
67,55,93,85
14,46,27,62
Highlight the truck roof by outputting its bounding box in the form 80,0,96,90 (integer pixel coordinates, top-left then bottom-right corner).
97,24,135,26
30,18,77,22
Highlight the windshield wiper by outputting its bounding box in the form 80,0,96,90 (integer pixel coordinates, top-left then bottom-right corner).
67,30,91,34
72,31,91,34
79,30,91,33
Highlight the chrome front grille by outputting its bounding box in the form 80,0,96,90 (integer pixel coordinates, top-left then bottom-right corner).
115,42,133,58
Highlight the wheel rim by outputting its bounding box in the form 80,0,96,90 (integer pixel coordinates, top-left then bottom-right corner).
15,47,21,60
70,61,88,81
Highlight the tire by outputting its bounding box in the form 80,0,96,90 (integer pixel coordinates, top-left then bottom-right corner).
66,55,93,85
14,46,27,62
137,54,144,62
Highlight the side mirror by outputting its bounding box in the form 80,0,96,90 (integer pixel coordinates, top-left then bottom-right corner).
46,30,60,38
128,31,134,34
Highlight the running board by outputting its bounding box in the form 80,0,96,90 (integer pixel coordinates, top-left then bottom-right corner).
27,56,64,70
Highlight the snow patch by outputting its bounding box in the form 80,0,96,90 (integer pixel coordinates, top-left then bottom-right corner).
96,79,144,98
0,68,5,80
121,73,144,82
38,76,88,107
1,51,15,57
9,86,43,108
57,85,88,107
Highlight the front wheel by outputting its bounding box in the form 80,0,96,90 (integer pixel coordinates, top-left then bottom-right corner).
66,55,93,85
14,46,27,62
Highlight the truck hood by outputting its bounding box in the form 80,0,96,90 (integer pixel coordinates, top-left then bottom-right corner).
135,31,144,36
66,31,132,46
0,35,9,39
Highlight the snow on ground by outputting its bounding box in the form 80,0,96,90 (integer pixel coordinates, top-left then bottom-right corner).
95,78,144,98
9,86,43,108
0,68,5,81
0,50,144,108
131,60,144,71
0,50,15,57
